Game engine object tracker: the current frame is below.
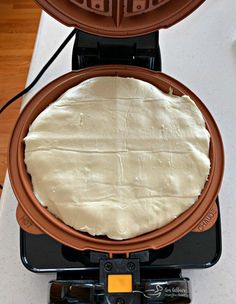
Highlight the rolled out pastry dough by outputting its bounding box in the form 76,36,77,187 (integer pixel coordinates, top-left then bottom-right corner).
24,76,210,240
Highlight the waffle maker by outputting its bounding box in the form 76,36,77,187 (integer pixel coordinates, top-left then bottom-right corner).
8,1,224,303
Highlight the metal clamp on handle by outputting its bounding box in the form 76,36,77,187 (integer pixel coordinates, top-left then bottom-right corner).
49,280,104,304
139,278,191,303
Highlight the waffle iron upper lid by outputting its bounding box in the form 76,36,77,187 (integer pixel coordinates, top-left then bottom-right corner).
35,0,205,38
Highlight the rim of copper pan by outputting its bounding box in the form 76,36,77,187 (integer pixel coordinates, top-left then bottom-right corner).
35,0,205,38
8,65,224,253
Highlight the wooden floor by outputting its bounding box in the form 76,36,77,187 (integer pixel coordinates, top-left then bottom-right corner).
0,0,41,192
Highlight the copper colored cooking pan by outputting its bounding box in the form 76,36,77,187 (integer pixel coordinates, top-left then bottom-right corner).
35,0,205,38
8,65,224,255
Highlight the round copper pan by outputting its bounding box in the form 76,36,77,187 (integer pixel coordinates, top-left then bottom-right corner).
8,65,224,254
35,0,205,38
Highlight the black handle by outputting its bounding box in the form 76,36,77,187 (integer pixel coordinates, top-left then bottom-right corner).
49,278,191,304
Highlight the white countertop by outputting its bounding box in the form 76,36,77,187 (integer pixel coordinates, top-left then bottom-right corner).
1,0,236,302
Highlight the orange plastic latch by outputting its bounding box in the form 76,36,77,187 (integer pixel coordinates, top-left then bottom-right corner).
108,274,132,293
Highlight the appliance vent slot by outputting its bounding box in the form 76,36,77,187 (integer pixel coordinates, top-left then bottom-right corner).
70,0,112,16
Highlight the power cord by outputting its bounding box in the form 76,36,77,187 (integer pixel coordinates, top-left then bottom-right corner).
0,28,77,115
0,28,78,191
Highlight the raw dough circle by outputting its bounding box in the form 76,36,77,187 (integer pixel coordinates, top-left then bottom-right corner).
24,77,210,240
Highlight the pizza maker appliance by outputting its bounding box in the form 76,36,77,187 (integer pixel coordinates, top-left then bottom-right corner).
8,1,224,303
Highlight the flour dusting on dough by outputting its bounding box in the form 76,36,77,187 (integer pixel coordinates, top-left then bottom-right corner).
24,77,210,240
